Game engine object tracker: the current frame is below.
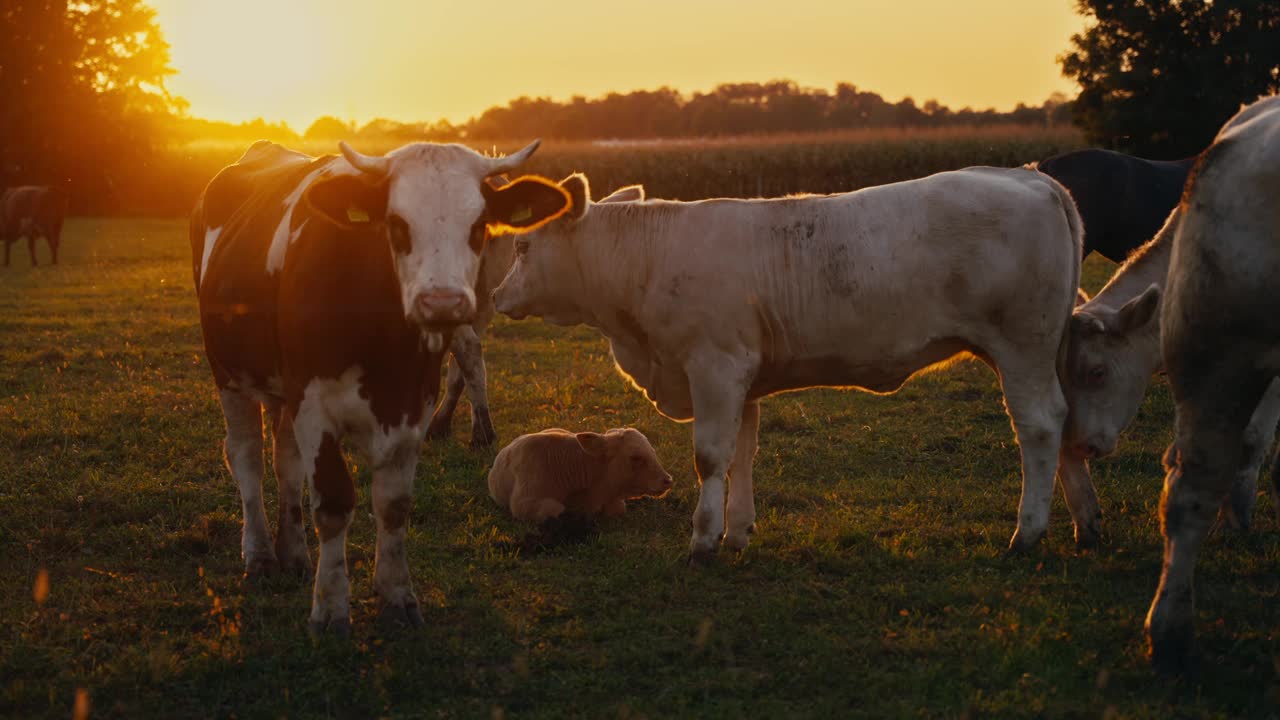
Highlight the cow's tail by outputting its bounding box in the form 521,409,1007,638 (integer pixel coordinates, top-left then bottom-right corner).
1040,172,1084,394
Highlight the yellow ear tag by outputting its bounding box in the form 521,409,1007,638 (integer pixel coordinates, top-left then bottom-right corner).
346,207,370,224
509,206,533,224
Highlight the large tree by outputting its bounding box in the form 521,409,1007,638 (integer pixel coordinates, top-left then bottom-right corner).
0,0,178,206
1061,0,1280,157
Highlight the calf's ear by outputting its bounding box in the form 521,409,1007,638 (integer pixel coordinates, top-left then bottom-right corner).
559,173,591,220
575,432,609,457
1115,284,1160,334
304,174,389,230
483,175,572,234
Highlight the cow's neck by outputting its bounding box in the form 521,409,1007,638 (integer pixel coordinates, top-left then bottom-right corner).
1088,207,1179,370
571,219,654,340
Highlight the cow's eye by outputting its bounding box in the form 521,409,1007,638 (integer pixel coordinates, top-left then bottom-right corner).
629,455,645,468
515,239,530,256
1086,366,1107,386
388,215,411,255
469,218,487,253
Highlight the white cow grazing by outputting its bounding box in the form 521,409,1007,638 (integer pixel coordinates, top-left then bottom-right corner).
493,167,1087,560
1064,208,1280,532
426,183,647,447
1148,94,1280,674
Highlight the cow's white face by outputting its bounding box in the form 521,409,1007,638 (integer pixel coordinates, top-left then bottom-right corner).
304,141,571,333
1063,285,1161,459
494,174,629,326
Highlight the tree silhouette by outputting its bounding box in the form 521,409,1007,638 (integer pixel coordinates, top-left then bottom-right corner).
1061,0,1280,157
0,0,178,205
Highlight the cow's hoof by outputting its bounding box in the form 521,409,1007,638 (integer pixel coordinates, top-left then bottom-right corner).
377,602,424,631
688,548,718,567
1074,523,1101,551
723,530,751,553
425,417,451,442
468,428,497,450
308,617,351,640
1005,528,1046,555
244,556,279,582
278,554,313,580
1148,627,1197,677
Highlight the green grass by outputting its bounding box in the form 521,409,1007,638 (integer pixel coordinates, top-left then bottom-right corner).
1,218,1277,719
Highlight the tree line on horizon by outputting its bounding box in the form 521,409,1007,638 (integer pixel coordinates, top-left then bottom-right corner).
183,83,1073,148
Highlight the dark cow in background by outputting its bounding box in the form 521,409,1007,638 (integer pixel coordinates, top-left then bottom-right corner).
1036,149,1194,262
2,185,67,266
1148,95,1280,674
191,138,570,635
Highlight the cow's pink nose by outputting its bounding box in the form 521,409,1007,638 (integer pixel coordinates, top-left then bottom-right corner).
414,289,471,323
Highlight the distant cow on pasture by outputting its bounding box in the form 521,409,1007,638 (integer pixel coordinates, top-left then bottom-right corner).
1036,149,1194,263
1147,95,1280,674
2,185,67,266
493,167,1089,561
426,183,646,448
191,138,570,635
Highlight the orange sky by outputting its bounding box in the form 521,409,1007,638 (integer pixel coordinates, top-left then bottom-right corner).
149,0,1085,132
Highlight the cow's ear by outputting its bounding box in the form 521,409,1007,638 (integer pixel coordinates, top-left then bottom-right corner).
304,173,389,229
559,173,591,219
482,175,572,234
598,184,644,204
575,432,609,457
1115,283,1160,334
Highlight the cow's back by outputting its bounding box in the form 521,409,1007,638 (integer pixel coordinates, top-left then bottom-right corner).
191,143,333,390
1038,149,1192,261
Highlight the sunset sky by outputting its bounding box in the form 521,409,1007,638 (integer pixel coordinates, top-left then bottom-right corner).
149,0,1085,132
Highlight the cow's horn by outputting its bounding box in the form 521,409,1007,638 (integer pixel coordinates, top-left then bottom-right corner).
488,139,541,176
339,141,390,176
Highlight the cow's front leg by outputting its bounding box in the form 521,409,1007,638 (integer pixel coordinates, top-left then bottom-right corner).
995,358,1068,552
218,389,276,578
1057,450,1101,549
3,239,11,266
27,235,38,266
686,358,752,563
302,428,355,637
371,442,424,629
723,400,760,552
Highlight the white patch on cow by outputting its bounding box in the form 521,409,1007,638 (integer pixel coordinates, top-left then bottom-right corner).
265,159,354,275
293,367,428,480
200,226,222,284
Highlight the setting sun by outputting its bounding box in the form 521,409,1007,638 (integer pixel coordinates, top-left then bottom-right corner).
149,0,1084,131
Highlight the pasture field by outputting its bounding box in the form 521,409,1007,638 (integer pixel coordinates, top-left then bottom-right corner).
1,217,1277,719
117,124,1083,216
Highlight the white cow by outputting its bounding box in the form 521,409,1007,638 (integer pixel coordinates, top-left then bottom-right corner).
426,184,646,447
493,167,1088,560
1063,208,1280,531
1148,94,1280,673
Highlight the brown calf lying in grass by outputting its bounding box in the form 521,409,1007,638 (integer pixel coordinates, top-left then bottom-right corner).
488,428,673,522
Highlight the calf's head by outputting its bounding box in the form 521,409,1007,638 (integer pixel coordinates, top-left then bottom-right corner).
1063,284,1161,458
576,428,673,499
303,140,571,331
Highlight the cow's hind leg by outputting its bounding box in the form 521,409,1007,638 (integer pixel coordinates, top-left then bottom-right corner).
371,443,424,629
26,235,38,267
455,326,497,448
426,354,466,441
992,354,1070,552
1218,378,1280,531
686,357,754,563
270,405,311,577
723,400,760,552
218,388,276,578
1148,363,1272,673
